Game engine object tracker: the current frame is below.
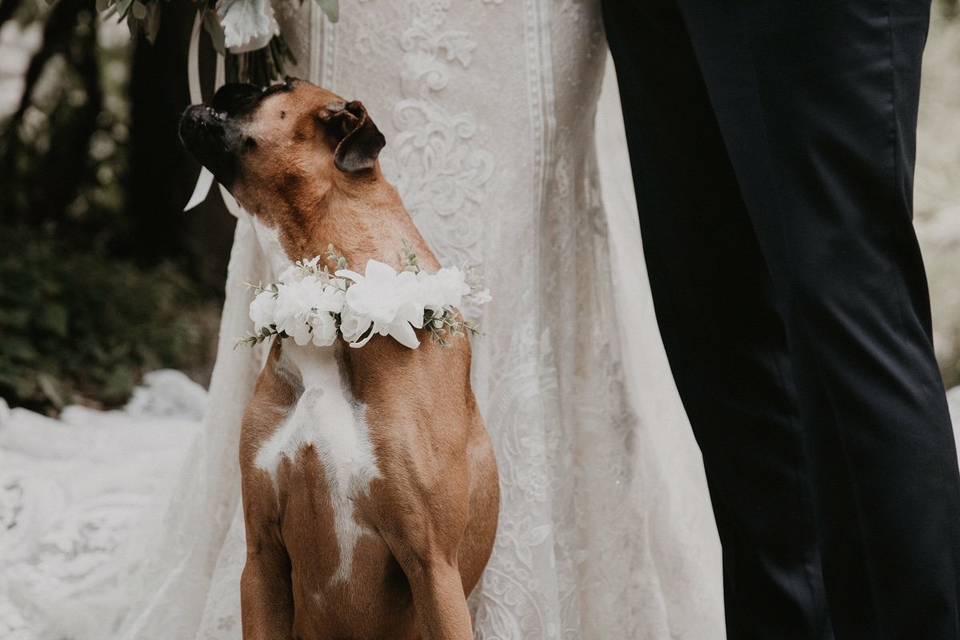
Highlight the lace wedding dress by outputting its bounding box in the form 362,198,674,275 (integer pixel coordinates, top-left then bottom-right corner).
109,1,724,638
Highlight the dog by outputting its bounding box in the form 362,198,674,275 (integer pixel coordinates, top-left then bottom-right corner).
179,79,500,640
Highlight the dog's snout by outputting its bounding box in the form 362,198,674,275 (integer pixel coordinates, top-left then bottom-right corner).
179,105,218,147
178,104,238,187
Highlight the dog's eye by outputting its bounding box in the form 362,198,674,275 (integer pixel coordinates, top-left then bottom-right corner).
244,137,257,151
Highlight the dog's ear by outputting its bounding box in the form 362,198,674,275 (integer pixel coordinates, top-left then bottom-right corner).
319,100,386,173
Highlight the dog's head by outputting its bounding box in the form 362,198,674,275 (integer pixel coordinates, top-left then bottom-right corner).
178,77,386,215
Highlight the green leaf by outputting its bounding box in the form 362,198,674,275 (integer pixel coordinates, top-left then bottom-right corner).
4,337,39,362
314,0,339,23
143,3,163,44
115,0,135,19
203,9,227,55
38,304,69,338
0,309,31,329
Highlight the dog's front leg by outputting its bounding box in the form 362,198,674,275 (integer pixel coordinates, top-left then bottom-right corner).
240,469,294,640
379,514,473,640
403,558,473,640
240,534,294,639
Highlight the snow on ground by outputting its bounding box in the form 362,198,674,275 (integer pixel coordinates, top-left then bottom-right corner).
0,371,204,640
0,373,957,640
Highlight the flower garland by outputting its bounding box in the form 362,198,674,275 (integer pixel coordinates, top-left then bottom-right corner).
240,244,491,350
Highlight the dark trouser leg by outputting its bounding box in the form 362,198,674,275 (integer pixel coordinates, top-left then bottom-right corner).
605,0,960,637
603,2,830,638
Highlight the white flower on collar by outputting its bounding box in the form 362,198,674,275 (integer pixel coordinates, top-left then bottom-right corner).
275,276,344,347
336,261,425,349
249,288,278,333
241,247,487,350
418,267,471,313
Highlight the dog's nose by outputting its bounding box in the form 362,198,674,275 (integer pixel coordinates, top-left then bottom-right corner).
178,104,231,163
178,105,238,187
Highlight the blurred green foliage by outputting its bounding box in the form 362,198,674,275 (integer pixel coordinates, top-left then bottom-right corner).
0,226,209,411
0,0,220,413
1,1,129,255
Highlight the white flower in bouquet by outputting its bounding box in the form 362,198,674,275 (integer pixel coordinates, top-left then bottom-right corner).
216,0,280,53
337,261,426,349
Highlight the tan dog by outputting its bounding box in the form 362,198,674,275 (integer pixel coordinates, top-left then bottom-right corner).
179,79,499,640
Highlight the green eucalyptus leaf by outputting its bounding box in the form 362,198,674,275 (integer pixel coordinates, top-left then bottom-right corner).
203,8,227,55
5,337,38,362
38,304,69,337
0,309,31,329
115,0,135,19
314,0,339,23
144,3,163,44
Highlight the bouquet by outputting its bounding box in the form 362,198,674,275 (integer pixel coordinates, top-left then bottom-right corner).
96,0,340,84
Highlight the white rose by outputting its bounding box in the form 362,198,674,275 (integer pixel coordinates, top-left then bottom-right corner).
217,0,280,53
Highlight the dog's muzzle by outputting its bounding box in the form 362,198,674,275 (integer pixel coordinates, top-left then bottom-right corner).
179,104,238,187
179,105,226,153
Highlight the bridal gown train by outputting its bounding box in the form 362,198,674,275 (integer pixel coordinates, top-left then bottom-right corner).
113,1,724,638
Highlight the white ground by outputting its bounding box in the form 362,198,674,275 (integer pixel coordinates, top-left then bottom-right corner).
0,371,206,640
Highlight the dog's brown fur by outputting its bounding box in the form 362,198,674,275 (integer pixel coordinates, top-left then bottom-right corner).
186,80,499,640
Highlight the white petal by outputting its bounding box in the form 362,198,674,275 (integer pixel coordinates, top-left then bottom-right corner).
364,260,399,280
389,321,421,349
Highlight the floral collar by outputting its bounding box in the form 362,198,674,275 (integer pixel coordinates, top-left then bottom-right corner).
241,244,490,350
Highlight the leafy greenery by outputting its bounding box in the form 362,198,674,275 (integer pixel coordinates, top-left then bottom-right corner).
0,226,212,413
0,1,223,413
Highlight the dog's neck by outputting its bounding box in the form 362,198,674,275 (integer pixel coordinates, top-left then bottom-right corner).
246,177,471,414
247,171,441,280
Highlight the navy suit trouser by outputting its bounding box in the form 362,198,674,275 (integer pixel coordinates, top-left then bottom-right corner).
602,1,960,637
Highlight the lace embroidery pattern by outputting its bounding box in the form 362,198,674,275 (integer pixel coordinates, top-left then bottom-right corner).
379,0,495,275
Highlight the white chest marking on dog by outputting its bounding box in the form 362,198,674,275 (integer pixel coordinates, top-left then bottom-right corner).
254,343,381,583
